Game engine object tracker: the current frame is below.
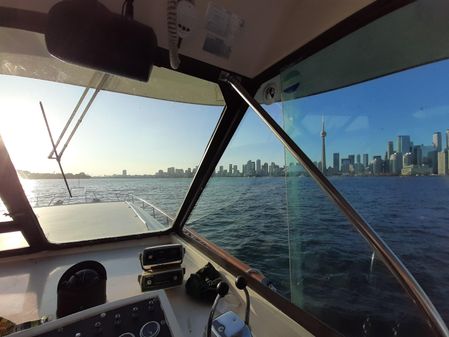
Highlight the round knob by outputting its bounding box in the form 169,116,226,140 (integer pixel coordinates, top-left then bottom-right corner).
216,281,229,297
235,276,247,290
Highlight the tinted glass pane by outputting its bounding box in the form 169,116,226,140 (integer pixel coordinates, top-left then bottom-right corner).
0,74,222,242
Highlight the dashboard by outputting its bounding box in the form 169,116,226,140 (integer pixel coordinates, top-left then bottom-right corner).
11,291,184,337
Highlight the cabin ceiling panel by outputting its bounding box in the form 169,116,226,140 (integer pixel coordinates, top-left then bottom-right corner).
1,0,374,78
0,28,224,105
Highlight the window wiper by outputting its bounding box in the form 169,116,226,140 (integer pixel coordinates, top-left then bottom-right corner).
39,101,72,198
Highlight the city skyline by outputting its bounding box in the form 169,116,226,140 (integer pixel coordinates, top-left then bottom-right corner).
320,128,449,176
2,59,449,176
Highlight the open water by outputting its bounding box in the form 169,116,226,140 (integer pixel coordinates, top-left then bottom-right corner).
6,176,449,337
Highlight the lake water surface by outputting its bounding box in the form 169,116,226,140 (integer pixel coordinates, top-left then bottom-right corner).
5,176,449,337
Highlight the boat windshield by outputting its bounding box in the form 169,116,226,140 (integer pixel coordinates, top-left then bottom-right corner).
0,72,223,244
186,5,449,336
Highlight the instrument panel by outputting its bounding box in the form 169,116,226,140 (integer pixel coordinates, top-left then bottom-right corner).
10,292,184,337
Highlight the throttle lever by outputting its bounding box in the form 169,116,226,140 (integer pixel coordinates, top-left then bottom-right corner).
207,281,229,337
235,276,250,326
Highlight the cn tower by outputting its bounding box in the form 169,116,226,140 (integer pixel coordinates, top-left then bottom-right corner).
321,116,327,175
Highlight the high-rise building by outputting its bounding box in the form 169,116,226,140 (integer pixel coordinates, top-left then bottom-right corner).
321,118,327,175
433,131,442,152
438,150,449,175
446,129,449,150
219,165,224,175
167,167,175,175
398,135,411,154
356,154,361,164
403,152,413,166
233,165,238,176
256,159,261,174
383,152,389,174
348,154,355,166
122,169,127,176
363,154,369,168
262,163,268,176
413,145,423,165
333,153,340,172
341,159,350,174
387,141,394,158
390,153,403,175
229,164,233,175
372,157,382,175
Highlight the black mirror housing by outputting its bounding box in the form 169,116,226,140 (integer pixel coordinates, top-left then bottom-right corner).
45,0,157,82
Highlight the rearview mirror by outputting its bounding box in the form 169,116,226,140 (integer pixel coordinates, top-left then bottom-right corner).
45,0,157,82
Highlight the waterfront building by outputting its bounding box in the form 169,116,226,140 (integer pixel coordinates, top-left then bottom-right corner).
341,158,350,174
372,157,382,175
122,169,127,176
262,163,268,176
446,129,449,150
413,145,423,165
233,165,238,176
167,167,175,175
363,154,369,168
321,118,327,175
219,166,224,175
348,154,355,166
401,164,432,176
398,135,411,154
438,150,449,176
387,141,394,158
383,152,389,174
433,131,442,152
229,164,233,175
403,152,413,166
356,154,361,165
390,152,403,175
256,159,261,174
333,153,340,173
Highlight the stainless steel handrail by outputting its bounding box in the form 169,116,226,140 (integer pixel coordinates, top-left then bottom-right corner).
131,195,174,223
225,76,449,337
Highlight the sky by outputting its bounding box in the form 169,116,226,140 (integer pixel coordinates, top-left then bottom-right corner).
1,58,449,175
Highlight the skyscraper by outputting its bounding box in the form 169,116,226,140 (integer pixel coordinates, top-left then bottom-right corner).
398,135,411,154
356,154,361,164
446,129,449,150
333,153,340,172
229,164,233,175
321,117,327,175
390,153,403,175
387,141,394,158
438,150,448,175
433,131,442,152
403,152,413,166
256,159,261,174
363,154,369,168
413,145,423,165
372,157,382,175
348,154,355,166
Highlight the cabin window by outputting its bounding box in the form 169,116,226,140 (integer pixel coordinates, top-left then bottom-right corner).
187,59,449,336
0,231,29,251
277,58,449,336
0,72,223,243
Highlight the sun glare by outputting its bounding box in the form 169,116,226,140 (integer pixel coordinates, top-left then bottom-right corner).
0,98,52,172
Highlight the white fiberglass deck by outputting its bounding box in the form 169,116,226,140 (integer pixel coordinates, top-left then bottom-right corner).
34,202,163,243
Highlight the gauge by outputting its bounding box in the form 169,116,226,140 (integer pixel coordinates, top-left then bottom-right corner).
140,321,160,337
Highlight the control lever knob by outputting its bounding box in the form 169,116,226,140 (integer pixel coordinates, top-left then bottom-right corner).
235,276,247,290
207,281,229,337
216,281,229,297
235,275,250,326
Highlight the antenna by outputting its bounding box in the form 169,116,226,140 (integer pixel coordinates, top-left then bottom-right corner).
39,101,72,198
